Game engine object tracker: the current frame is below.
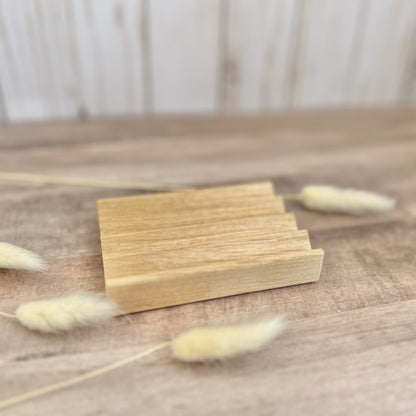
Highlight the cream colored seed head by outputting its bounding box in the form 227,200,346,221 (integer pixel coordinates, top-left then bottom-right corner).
171,315,286,362
15,292,119,333
0,242,46,271
299,185,395,215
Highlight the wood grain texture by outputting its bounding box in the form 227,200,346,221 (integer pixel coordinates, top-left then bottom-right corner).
149,0,221,112
398,3,416,105
0,108,416,415
97,182,285,234
99,213,298,254
347,0,416,105
1,1,416,121
290,0,363,106
0,80,6,122
0,0,81,121
224,0,297,110
98,183,322,313
71,0,147,116
107,249,323,314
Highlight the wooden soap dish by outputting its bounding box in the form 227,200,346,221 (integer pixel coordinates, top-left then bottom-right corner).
97,182,324,314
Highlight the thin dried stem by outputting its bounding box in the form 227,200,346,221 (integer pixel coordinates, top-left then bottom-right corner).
0,342,171,410
0,310,16,318
0,171,189,192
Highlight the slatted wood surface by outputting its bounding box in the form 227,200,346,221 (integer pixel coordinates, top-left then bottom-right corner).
0,0,416,122
98,182,323,313
0,108,416,415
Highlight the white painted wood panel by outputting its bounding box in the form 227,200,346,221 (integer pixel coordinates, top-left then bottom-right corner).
402,53,416,104
71,0,147,116
224,0,297,111
149,0,221,113
0,0,80,121
348,0,416,106
0,87,6,122
290,0,363,107
399,30,416,104
0,0,415,122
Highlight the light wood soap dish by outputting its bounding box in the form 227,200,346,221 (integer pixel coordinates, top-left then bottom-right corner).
97,182,324,314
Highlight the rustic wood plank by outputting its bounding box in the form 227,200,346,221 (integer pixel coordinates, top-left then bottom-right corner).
0,1,416,120
2,299,416,416
0,110,416,415
98,182,278,212
149,0,221,112
97,182,285,232
398,19,416,104
0,108,415,149
98,201,288,234
290,0,363,106
0,0,81,121
71,0,147,116
107,249,323,314
224,0,296,110
101,230,313,274
0,77,6,122
347,0,416,105
100,213,298,254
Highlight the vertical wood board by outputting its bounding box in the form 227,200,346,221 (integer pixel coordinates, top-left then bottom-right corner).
149,0,221,112
290,0,363,107
224,0,297,111
347,0,416,105
71,0,147,116
0,0,81,121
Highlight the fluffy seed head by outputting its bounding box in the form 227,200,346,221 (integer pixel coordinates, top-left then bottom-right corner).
300,185,395,215
0,242,46,271
15,292,118,333
171,315,286,362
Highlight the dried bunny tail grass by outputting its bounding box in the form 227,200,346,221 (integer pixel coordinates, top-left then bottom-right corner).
15,292,119,333
0,242,46,271
299,185,395,215
171,315,286,362
0,316,286,410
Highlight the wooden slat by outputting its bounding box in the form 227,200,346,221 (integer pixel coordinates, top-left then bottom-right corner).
98,182,278,214
98,200,286,234
71,0,147,116
100,213,298,254
0,1,416,120
97,182,286,234
149,0,221,112
347,0,416,105
224,0,296,110
0,87,6,123
290,0,362,106
0,0,81,121
106,249,323,313
103,230,312,276
398,12,416,104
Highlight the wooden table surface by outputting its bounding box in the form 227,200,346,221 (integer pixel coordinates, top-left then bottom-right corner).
1,109,416,416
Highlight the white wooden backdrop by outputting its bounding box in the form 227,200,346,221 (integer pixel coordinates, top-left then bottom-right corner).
0,0,415,123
